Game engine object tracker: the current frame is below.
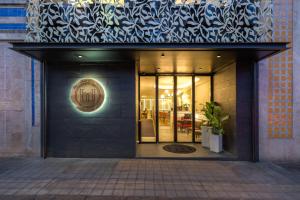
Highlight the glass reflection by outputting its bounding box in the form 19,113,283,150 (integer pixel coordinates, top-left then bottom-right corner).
195,76,211,142
140,77,156,142
176,76,193,142
158,76,174,142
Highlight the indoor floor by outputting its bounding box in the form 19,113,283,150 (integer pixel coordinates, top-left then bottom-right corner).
136,143,235,159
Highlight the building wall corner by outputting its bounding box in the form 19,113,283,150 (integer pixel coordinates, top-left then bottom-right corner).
0,42,41,157
292,0,300,162
259,0,300,162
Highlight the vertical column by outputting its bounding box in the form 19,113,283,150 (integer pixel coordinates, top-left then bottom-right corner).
292,0,300,160
155,75,159,143
192,75,195,143
174,76,177,142
236,59,256,161
40,61,47,158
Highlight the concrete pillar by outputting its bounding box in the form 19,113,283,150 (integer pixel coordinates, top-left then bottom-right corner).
292,0,300,161
259,0,300,162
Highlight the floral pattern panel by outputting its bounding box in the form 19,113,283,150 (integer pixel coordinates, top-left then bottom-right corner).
26,0,273,43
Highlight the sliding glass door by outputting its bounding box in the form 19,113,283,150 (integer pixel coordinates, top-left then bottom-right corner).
139,75,211,143
176,76,193,142
139,77,156,142
158,76,174,142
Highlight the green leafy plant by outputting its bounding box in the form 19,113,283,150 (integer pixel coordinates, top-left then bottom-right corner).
210,105,229,135
201,102,216,126
201,102,229,135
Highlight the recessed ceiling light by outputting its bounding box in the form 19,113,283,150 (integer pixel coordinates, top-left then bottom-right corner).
217,55,221,58
78,55,83,58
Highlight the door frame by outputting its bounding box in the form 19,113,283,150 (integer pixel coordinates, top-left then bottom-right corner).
138,73,212,143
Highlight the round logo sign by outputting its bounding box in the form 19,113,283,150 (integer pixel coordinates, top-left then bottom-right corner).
71,79,105,112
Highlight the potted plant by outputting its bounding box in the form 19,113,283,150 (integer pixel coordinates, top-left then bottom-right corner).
209,104,229,153
200,102,215,148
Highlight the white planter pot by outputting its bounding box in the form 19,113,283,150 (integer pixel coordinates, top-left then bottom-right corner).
209,134,223,153
201,126,212,148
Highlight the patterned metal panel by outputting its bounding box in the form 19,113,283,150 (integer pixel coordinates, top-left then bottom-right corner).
25,0,273,43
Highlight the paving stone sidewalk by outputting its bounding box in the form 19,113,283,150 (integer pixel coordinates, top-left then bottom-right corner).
0,158,299,200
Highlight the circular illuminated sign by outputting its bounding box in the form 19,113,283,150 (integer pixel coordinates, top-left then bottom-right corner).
71,78,105,112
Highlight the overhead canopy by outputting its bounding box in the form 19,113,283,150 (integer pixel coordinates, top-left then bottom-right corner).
11,42,288,74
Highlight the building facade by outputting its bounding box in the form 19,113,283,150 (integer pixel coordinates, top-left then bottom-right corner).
0,0,299,161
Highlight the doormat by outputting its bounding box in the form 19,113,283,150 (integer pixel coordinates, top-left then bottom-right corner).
163,144,196,154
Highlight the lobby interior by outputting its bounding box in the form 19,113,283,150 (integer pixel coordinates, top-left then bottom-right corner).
133,46,285,160
136,50,235,159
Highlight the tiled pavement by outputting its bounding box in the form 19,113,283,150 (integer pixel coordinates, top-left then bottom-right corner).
0,158,299,199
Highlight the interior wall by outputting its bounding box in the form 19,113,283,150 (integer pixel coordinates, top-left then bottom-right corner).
293,0,300,161
213,63,237,154
46,62,136,158
195,77,211,114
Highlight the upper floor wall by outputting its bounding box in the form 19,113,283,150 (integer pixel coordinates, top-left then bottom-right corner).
0,1,26,40
26,0,274,43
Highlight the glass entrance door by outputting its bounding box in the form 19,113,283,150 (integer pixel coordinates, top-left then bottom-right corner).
140,77,156,142
176,76,193,142
139,75,211,143
158,76,174,142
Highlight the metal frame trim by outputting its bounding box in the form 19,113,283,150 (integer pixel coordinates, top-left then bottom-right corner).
252,61,259,162
174,76,177,142
11,42,289,50
155,75,159,143
40,61,47,158
192,75,196,143
31,58,35,126
138,75,141,143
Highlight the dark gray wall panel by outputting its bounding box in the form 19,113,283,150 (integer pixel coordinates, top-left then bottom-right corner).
236,60,255,161
46,63,136,158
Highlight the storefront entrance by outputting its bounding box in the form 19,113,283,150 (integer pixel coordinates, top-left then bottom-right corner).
139,75,211,144
11,42,288,160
